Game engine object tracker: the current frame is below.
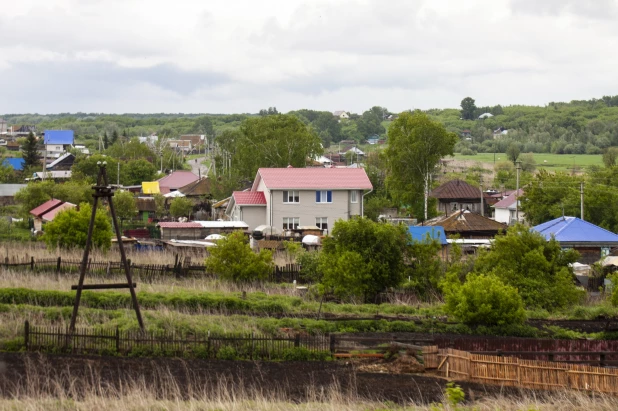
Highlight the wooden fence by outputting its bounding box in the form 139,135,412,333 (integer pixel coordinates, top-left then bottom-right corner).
24,321,329,359
2,256,304,283
431,347,618,394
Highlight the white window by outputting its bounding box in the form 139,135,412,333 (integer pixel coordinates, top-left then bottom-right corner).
283,190,299,203
283,217,299,230
350,190,358,203
316,190,332,203
316,217,328,231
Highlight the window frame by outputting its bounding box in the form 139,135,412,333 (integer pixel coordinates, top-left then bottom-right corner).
350,190,358,203
315,217,328,231
316,190,333,203
283,190,300,204
283,217,300,230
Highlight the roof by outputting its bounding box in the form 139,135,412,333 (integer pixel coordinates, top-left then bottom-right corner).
158,171,199,190
164,190,185,198
178,177,211,196
41,202,76,222
30,199,63,218
254,168,373,190
33,171,71,179
142,182,160,194
0,184,26,197
425,210,507,233
430,179,480,200
493,189,523,210
232,191,267,205
158,222,203,229
408,226,448,245
333,110,347,116
532,217,618,244
43,130,74,145
46,153,74,169
2,158,25,171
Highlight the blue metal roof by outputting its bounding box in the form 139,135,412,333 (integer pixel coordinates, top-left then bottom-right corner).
44,130,74,145
2,158,25,171
532,216,618,243
408,226,448,245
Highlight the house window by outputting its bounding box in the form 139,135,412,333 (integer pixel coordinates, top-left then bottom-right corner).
316,217,328,231
350,190,358,203
283,217,299,230
316,190,332,203
283,190,299,203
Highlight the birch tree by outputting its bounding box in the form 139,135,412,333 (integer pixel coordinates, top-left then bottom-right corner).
385,111,457,220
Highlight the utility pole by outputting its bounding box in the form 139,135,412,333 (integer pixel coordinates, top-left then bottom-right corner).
480,180,484,216
580,181,584,221
117,162,120,186
515,161,521,224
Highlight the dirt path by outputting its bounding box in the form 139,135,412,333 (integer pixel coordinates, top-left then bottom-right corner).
189,156,209,178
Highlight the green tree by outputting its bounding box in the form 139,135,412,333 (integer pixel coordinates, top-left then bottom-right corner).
520,170,581,226
15,181,55,215
21,132,40,169
356,109,385,137
0,164,16,184
103,133,109,150
473,225,583,310
603,147,618,168
217,114,323,180
169,196,193,219
406,238,444,297
113,190,137,226
42,203,112,250
519,152,536,173
121,159,157,185
106,137,157,161
193,116,214,136
205,231,273,282
460,97,477,120
71,154,120,184
506,143,521,165
153,193,167,217
444,273,526,326
111,129,119,145
385,111,458,220
319,218,408,301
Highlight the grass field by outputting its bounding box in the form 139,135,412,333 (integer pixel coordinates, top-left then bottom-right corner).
451,153,603,172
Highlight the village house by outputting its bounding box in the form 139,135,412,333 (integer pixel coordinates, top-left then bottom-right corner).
532,216,618,264
29,199,76,231
226,167,373,232
8,125,36,136
492,189,525,225
157,170,199,193
42,130,74,164
167,139,192,153
0,119,7,134
332,110,349,120
0,184,26,206
157,221,248,240
424,209,507,239
46,153,75,171
430,179,486,216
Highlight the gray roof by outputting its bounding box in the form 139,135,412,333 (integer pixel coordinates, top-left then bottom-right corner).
0,184,26,197
46,152,74,169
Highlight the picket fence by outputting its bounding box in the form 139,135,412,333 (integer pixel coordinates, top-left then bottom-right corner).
431,347,618,394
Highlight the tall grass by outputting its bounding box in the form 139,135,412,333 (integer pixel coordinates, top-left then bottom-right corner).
3,356,618,410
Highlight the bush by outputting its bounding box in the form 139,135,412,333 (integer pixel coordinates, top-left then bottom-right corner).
216,345,238,360
280,347,331,361
460,148,476,156
444,273,526,326
205,231,273,282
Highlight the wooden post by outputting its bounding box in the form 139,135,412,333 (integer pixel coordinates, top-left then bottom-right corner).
56,256,61,273
24,320,29,350
600,352,606,367
548,353,554,362
30,257,34,270
115,327,120,353
294,333,300,348
330,334,336,354
242,291,247,300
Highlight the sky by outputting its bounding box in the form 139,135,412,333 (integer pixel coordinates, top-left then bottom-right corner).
1,0,618,114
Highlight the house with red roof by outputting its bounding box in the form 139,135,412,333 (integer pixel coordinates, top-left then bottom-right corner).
492,189,525,225
157,171,199,193
226,167,373,232
29,199,76,231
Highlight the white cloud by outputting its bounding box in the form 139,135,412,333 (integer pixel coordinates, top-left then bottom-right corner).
1,0,618,114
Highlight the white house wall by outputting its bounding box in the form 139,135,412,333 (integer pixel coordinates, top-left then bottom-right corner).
271,189,360,232
494,208,511,225
240,206,267,231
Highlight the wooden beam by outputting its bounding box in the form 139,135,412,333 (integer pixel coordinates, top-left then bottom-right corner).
71,283,137,290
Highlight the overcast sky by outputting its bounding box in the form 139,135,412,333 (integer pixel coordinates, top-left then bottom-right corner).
1,0,618,114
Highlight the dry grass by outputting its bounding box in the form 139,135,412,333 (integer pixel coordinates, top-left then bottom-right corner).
3,357,618,410
0,267,301,296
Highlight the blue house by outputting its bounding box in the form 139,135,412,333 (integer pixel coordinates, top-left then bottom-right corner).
43,130,74,163
532,216,618,264
408,226,448,259
2,158,25,171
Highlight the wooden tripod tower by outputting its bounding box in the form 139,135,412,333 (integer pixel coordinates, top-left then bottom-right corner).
69,162,144,332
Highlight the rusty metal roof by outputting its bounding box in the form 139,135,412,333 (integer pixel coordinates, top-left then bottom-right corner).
430,179,481,200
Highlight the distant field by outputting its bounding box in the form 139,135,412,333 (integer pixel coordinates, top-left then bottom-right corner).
451,153,603,172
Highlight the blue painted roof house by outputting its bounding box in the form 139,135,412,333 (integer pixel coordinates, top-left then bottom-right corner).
532,216,618,263
408,226,448,245
44,130,74,145
2,158,25,171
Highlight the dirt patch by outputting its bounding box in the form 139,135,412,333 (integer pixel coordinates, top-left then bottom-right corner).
356,355,424,375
